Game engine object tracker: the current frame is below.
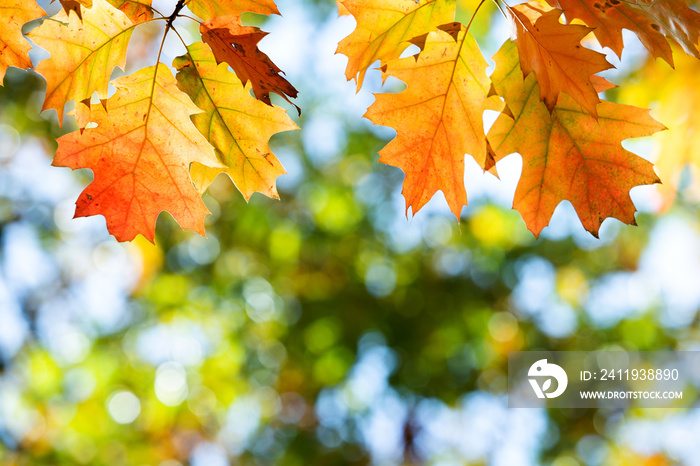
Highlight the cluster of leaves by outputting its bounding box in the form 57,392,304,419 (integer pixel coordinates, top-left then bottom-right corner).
1,14,698,463
2,0,298,242
2,0,700,241
336,0,700,237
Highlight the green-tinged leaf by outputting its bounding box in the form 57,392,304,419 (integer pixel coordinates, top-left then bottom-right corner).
487,40,664,237
174,42,298,200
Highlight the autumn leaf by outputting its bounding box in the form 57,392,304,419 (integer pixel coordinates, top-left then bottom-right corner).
508,1,611,118
107,0,154,23
0,0,676,243
28,0,133,127
548,0,700,65
187,0,280,19
487,40,664,237
53,64,221,242
336,0,457,89
174,42,297,200
200,15,299,112
365,25,502,219
0,1,46,83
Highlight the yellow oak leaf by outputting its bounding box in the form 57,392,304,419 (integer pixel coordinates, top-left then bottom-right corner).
508,1,611,118
53,64,221,242
174,42,297,200
54,0,161,24
365,25,502,219
336,0,457,90
28,0,133,127
0,1,46,83
487,40,664,237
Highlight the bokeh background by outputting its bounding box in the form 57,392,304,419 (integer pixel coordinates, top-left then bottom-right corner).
2,0,700,464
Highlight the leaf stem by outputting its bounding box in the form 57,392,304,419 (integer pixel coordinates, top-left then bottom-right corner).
147,0,195,127
148,5,166,19
151,0,188,110
491,0,509,22
146,10,177,129
167,0,187,29
176,13,204,25
465,0,487,34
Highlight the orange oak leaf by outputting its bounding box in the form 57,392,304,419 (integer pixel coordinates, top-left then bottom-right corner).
28,0,133,127
508,1,612,118
187,0,279,19
365,26,502,219
0,1,46,83
174,42,298,200
336,0,457,90
548,0,700,66
200,15,299,113
487,40,664,237
547,0,666,62
52,64,221,242
107,0,154,23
